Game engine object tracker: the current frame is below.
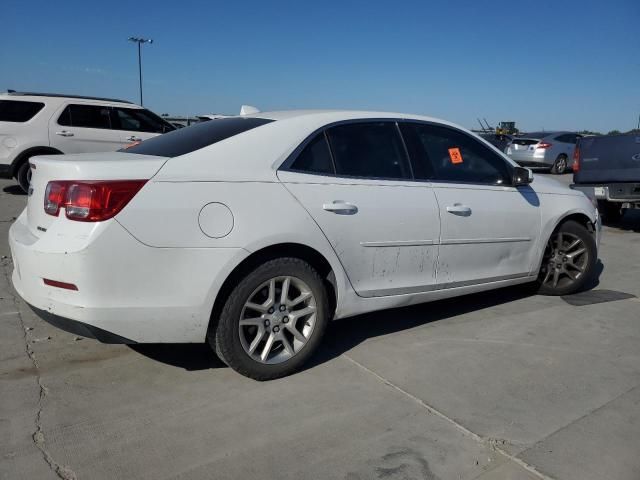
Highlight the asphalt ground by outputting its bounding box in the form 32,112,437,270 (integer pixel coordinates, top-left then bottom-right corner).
1,174,639,480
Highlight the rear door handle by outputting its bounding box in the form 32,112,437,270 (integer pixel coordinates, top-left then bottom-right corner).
446,204,472,216
322,201,358,215
126,135,142,142
55,130,74,137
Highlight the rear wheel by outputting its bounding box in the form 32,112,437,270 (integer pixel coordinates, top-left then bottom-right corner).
537,220,596,296
209,257,329,380
15,161,32,193
551,155,568,175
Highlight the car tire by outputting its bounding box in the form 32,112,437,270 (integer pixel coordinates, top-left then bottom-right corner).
536,220,597,296
551,155,568,175
15,161,31,193
209,257,329,380
597,200,623,223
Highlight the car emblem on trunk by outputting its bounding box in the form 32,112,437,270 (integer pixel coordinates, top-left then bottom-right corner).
632,153,640,161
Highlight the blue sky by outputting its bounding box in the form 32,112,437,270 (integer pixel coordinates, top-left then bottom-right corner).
1,0,638,132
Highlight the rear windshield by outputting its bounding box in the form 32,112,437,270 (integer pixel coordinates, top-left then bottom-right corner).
517,132,549,140
511,138,539,146
0,100,45,122
123,117,274,157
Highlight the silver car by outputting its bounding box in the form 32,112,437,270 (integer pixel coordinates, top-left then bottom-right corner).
505,132,581,174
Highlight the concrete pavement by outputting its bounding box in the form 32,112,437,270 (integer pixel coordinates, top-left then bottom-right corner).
1,176,639,480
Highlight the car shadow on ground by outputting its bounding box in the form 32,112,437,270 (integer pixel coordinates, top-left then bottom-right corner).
308,262,605,372
129,343,226,371
2,185,26,195
127,285,537,373
129,261,605,374
306,284,546,372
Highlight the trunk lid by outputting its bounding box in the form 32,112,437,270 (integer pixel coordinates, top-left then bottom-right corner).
509,138,540,151
27,152,168,237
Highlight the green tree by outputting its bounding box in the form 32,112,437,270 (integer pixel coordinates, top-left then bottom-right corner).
578,130,602,136
607,130,621,135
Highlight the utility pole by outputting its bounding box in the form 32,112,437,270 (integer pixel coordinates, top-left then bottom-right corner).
128,37,153,105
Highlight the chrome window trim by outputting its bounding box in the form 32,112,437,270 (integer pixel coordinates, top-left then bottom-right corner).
279,118,517,187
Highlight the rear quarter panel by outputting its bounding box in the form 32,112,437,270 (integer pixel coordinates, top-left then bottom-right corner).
116,180,352,315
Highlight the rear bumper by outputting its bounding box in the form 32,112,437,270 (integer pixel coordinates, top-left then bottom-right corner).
571,184,640,205
9,211,249,343
506,152,552,168
29,305,136,343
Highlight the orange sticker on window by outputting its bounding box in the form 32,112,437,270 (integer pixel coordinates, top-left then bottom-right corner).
448,147,463,164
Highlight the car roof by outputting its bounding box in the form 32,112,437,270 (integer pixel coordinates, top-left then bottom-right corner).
1,91,136,107
155,109,518,183
244,110,471,137
246,109,454,125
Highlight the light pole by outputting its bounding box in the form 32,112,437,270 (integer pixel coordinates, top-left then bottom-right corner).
128,36,153,106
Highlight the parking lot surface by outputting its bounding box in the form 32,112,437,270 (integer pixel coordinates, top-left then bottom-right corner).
1,175,639,480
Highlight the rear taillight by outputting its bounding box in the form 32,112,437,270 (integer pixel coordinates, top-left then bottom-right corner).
537,142,552,149
573,146,581,172
44,180,147,222
44,181,68,216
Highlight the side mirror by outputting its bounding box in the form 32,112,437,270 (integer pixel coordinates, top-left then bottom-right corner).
513,166,533,186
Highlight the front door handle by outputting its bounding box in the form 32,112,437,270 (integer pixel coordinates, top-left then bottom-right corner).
446,204,472,216
55,130,74,137
322,201,358,215
126,135,142,142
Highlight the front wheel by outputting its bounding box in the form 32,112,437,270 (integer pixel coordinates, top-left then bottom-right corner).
537,220,597,296
209,258,329,380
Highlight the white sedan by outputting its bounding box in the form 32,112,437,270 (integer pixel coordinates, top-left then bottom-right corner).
9,110,601,380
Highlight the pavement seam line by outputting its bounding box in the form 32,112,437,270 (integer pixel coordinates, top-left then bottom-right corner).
1,261,77,480
341,353,556,480
515,382,640,461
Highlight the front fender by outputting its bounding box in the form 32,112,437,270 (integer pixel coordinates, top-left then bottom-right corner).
530,194,599,275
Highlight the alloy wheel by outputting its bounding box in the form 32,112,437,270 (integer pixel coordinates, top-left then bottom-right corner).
540,231,588,290
239,276,317,364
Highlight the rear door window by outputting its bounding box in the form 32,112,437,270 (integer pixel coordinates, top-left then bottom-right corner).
113,107,174,133
402,122,511,185
58,104,111,129
290,133,335,175
0,100,45,122
123,117,274,157
326,122,411,180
